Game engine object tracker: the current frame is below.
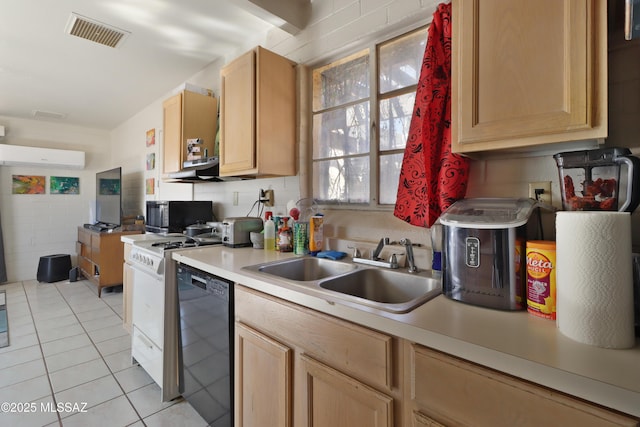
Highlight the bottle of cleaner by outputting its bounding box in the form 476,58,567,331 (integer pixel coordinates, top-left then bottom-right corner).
278,217,293,252
264,212,276,251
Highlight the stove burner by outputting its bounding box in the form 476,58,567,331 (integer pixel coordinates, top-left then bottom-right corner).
148,236,220,251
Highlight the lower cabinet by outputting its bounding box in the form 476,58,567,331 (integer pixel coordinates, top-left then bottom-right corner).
299,353,393,427
235,286,639,427
235,323,292,427
404,343,639,427
234,285,400,427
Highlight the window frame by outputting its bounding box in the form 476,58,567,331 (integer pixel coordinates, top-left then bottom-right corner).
307,24,429,211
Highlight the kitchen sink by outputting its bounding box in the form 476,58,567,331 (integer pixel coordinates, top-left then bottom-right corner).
318,268,441,313
242,257,441,314
251,257,358,281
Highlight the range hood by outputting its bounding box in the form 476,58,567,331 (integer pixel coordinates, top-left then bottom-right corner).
164,157,242,182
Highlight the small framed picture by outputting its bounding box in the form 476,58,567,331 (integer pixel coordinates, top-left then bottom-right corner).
146,128,156,147
146,178,155,195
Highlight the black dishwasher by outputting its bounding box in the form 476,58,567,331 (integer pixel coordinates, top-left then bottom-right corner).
176,264,233,427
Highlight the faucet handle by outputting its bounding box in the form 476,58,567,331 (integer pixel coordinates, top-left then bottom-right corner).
347,245,361,258
388,253,402,267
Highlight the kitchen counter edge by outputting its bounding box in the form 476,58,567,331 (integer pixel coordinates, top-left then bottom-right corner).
171,245,640,418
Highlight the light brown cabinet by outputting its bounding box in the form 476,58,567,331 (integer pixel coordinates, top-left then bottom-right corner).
162,90,217,174
404,343,638,427
122,242,134,333
234,285,639,427
220,46,297,177
451,0,607,153
235,322,292,427
77,227,140,297
234,286,399,427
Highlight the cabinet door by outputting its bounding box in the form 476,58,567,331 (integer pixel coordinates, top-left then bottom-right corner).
163,93,182,173
182,91,217,162
412,411,446,427
220,50,256,175
451,0,606,153
298,354,393,427
407,344,638,427
235,322,292,427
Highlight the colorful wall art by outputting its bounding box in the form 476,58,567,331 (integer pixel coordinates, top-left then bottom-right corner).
146,153,155,171
146,128,156,147
146,178,155,195
50,176,80,194
12,175,45,194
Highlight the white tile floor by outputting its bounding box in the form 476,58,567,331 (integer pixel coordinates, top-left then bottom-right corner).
0,278,209,427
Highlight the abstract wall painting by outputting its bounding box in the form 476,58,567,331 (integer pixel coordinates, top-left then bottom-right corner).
50,176,80,194
146,178,155,195
12,175,46,194
146,128,156,147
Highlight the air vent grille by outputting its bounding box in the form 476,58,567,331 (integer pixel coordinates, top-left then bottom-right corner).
65,13,129,48
32,110,67,120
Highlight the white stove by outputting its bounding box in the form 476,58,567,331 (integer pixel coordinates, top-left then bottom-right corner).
128,234,221,275
127,233,221,402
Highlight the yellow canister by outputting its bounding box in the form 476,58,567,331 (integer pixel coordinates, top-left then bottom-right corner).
526,240,557,320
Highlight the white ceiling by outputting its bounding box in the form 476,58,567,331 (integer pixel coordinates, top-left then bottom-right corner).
0,0,285,130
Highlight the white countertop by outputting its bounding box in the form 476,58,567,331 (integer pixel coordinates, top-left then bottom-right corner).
171,245,640,418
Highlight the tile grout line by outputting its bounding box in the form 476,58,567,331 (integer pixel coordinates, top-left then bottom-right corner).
20,280,64,427
53,279,150,426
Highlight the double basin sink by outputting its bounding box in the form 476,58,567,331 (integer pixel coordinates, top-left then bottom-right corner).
242,256,441,313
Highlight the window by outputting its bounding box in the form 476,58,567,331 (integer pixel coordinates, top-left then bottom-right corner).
311,27,427,207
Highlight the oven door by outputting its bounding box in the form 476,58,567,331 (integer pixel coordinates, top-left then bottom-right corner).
131,265,165,390
132,268,165,347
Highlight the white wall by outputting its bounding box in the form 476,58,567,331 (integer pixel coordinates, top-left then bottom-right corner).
0,117,111,281
109,0,442,225
4,0,640,282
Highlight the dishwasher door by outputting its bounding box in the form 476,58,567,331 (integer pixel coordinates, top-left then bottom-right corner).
177,264,233,427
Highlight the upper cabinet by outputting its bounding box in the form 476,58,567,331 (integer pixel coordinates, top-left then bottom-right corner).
162,90,218,174
451,0,607,154
220,46,297,177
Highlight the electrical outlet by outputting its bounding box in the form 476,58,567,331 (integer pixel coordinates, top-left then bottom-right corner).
528,181,552,204
233,191,239,206
264,189,274,207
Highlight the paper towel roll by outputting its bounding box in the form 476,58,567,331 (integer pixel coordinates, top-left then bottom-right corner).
556,212,635,349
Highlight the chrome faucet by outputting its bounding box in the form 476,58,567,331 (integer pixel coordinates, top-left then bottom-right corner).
372,237,390,260
352,237,398,269
400,238,419,273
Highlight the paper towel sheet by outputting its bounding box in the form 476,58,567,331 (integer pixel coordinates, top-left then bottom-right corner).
556,212,635,349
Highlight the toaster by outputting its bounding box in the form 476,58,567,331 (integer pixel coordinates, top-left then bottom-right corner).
221,217,263,247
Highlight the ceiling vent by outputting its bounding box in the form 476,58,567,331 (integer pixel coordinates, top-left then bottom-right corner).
32,110,67,120
65,13,130,48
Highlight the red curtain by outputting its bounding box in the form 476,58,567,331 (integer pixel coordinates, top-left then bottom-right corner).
393,3,469,228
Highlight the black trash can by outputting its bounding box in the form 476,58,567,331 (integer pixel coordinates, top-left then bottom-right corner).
37,254,72,283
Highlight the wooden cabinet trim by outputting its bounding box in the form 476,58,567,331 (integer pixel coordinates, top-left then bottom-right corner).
235,285,394,391
220,46,296,177
412,410,446,427
451,0,607,153
299,353,394,427
235,322,292,427
407,343,638,427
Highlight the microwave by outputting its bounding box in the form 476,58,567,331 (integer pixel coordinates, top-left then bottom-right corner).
146,201,213,234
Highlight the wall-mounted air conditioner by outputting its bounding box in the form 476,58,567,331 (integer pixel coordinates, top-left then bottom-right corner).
0,144,85,169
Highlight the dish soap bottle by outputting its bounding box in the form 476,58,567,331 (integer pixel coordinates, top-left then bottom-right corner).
264,211,276,251
278,217,293,252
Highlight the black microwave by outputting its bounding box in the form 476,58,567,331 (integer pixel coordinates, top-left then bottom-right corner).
146,200,213,234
